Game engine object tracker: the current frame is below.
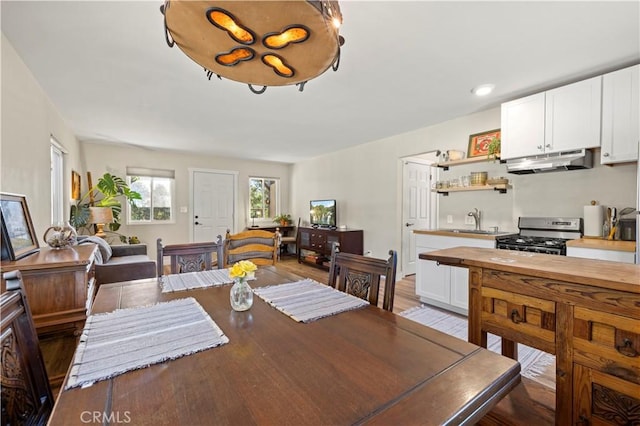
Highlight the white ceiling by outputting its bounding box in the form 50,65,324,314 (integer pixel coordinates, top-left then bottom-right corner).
2,1,639,163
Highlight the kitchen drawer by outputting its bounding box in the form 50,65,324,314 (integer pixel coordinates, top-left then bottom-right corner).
481,287,556,354
573,363,640,425
573,306,639,384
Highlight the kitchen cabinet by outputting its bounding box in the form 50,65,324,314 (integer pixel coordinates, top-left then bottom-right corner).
415,233,495,315
601,64,639,164
567,246,635,264
501,76,602,159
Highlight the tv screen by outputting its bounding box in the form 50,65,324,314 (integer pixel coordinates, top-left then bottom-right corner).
310,199,336,228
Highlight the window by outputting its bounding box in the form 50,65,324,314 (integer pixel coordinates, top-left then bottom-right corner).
50,138,65,224
249,177,279,219
126,167,175,224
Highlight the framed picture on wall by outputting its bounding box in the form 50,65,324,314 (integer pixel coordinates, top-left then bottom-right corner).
72,170,81,200
467,129,500,158
0,193,39,261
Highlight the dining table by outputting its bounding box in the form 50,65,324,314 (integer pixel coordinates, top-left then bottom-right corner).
48,266,520,425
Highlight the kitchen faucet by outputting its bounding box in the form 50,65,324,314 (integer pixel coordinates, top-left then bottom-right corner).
468,208,481,231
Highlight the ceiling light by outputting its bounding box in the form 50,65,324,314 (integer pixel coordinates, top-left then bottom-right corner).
471,84,495,97
161,0,345,94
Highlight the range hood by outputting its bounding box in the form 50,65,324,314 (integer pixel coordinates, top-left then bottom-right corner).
506,149,593,174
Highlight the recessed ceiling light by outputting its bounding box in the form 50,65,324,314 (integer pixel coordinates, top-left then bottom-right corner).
471,84,495,97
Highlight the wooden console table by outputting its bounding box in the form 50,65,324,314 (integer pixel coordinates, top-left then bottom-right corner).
297,227,363,268
1,244,98,388
421,247,639,426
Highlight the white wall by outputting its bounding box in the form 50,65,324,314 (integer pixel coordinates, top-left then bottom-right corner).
80,142,292,260
1,33,84,242
291,107,636,270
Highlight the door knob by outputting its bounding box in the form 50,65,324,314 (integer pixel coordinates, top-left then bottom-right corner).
195,215,199,219
195,221,201,225
405,222,414,227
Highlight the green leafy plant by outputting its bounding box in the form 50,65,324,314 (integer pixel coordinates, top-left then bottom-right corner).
273,213,292,225
487,137,501,160
70,173,142,242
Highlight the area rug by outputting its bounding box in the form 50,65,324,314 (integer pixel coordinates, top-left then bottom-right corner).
65,297,228,389
400,304,555,388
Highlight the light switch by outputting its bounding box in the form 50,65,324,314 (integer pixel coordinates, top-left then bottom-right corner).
180,206,188,213
446,215,453,224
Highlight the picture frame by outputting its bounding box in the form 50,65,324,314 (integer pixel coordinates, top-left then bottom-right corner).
0,193,39,261
72,170,81,200
467,129,501,158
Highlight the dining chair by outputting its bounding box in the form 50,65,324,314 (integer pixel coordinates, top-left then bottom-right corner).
224,229,278,267
278,217,301,259
328,243,398,311
156,236,224,276
1,270,54,425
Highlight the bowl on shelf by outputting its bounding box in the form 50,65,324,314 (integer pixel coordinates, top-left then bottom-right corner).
446,150,465,161
470,171,488,186
486,177,509,186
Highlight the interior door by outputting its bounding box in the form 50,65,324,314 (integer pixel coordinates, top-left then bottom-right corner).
401,160,434,276
192,170,236,242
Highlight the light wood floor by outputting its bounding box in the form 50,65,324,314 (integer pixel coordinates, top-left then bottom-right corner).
276,256,422,314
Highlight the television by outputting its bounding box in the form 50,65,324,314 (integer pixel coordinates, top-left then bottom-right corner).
310,199,337,228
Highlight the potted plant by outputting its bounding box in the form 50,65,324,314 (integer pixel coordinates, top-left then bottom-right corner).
487,137,501,160
70,173,142,242
273,214,292,226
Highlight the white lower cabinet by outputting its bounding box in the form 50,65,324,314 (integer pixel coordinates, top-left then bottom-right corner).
415,234,496,315
566,246,635,264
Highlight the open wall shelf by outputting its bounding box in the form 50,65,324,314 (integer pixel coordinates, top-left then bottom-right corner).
434,184,511,196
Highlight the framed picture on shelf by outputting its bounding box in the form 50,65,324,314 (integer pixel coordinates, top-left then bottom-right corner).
71,170,81,200
467,129,500,158
0,193,39,261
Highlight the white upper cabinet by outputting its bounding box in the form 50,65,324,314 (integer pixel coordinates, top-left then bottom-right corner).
500,92,545,159
601,64,639,164
501,76,602,160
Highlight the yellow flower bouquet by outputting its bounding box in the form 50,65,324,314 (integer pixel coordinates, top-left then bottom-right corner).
229,260,257,280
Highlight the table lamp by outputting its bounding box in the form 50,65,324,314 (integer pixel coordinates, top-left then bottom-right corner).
88,207,114,238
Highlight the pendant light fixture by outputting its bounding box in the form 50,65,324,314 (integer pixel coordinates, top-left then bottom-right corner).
161,0,344,94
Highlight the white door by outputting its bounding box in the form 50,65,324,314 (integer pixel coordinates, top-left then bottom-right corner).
191,170,236,242
401,160,433,276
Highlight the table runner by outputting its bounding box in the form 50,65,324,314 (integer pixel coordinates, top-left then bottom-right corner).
160,269,233,293
65,297,228,389
253,279,369,323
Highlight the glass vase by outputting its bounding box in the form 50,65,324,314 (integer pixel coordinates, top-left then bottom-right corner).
43,221,78,249
230,278,253,311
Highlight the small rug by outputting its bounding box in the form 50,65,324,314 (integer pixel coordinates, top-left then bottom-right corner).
160,269,233,293
65,297,228,389
254,279,369,323
400,305,555,387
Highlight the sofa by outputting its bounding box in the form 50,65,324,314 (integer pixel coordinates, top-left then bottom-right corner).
78,236,156,285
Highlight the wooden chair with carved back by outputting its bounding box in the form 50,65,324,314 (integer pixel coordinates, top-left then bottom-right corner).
223,229,278,267
156,236,224,277
328,243,398,312
1,270,54,424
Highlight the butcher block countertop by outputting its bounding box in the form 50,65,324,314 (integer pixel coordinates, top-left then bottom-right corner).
420,247,639,294
413,229,516,240
566,237,636,252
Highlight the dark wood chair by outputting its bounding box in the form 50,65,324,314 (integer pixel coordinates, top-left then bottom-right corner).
156,236,224,276
278,217,300,259
328,243,398,312
1,270,54,425
224,229,278,267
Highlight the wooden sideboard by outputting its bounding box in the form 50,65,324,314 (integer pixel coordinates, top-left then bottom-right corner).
297,227,363,268
1,244,98,388
421,247,640,426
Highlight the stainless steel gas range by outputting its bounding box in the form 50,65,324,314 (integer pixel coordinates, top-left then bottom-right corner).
495,217,583,255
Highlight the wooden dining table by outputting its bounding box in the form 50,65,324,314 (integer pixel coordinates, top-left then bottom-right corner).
48,266,520,425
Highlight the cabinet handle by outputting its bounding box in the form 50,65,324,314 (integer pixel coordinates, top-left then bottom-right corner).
537,145,543,150
616,339,638,357
603,152,610,157
545,144,552,149
510,309,523,324
577,414,590,425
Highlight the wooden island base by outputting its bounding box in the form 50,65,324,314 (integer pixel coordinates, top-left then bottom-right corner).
480,377,555,426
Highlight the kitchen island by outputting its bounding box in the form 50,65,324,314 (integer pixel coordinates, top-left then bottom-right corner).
420,247,639,426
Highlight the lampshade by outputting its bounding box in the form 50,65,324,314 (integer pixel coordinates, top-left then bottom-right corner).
88,207,114,238
161,0,344,93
